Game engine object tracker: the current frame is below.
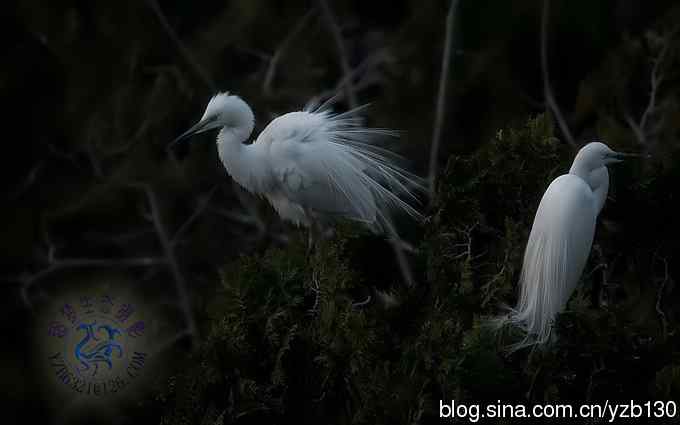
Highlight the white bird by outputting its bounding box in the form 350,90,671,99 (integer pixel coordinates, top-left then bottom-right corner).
497,141,641,350
171,92,423,241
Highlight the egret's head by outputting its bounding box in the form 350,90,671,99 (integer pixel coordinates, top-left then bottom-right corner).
573,141,642,171
169,92,254,148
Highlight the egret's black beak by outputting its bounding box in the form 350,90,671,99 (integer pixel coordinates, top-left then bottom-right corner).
168,116,218,150
612,151,651,160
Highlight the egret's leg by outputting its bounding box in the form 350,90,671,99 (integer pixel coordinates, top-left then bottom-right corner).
304,208,319,258
306,226,316,257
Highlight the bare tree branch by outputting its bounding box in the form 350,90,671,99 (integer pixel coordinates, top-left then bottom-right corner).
172,186,218,246
351,295,371,309
234,45,272,62
8,161,44,200
263,10,315,96
145,0,217,92
654,254,670,340
148,328,194,356
307,271,321,315
318,0,358,109
585,358,606,402
541,0,576,147
384,219,416,287
85,138,104,179
311,49,392,106
18,257,165,308
625,27,678,147
209,184,290,246
18,180,209,344
428,0,460,199
135,183,198,339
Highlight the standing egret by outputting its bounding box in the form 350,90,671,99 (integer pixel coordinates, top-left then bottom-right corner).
170,92,423,244
497,141,640,350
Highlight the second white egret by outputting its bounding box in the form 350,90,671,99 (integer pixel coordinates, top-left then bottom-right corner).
171,92,423,241
497,141,641,350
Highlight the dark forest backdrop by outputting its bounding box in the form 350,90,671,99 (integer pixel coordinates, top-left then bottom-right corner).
2,0,680,424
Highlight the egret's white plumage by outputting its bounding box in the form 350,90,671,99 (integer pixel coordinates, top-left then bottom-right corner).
497,142,634,350
173,92,423,232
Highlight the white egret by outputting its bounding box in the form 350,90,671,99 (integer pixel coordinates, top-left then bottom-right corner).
497,141,641,350
170,92,423,243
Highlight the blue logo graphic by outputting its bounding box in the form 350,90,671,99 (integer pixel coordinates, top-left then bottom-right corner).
74,322,124,377
45,291,149,397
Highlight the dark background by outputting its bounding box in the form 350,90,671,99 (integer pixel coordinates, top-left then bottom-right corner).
2,0,680,424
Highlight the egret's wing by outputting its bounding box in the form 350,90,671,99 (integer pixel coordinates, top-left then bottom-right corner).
259,107,424,230
271,139,377,221
504,174,598,349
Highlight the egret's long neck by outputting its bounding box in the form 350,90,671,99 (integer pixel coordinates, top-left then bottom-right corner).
216,105,267,194
568,153,591,182
590,167,609,214
569,156,609,214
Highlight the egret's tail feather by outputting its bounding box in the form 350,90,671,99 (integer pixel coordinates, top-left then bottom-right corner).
306,103,425,232
304,91,346,115
493,234,574,352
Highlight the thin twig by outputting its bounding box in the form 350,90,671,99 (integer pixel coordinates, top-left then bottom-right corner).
351,295,371,309
384,219,416,287
624,114,646,146
211,207,262,229
585,358,605,402
540,0,576,147
625,27,678,146
314,72,381,108
428,0,460,199
19,257,165,308
308,271,321,315
210,205,290,245
226,181,269,238
640,52,664,135
318,0,358,109
331,50,389,95
144,186,198,338
525,364,542,400
85,139,104,179
234,45,272,62
48,143,80,169
263,10,315,96
8,161,44,200
148,328,194,356
655,255,669,340
145,0,217,92
312,49,391,106
171,186,218,245
134,183,198,339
